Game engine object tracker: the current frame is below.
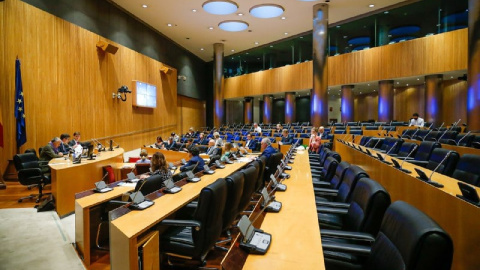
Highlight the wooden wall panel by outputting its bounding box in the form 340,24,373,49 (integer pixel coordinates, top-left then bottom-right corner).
354,93,378,122
442,80,467,126
177,95,206,135
393,85,425,122
0,0,179,175
224,29,467,99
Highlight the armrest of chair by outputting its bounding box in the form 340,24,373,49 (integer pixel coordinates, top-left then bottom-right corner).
322,241,372,257
316,201,350,208
313,181,330,188
396,157,414,160
159,219,202,230
321,229,375,242
408,160,428,167
317,206,348,215
38,161,50,166
314,187,338,195
18,168,43,179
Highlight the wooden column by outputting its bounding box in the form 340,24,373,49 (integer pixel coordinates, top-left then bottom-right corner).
263,95,273,124
425,74,443,126
285,92,296,124
468,0,480,130
243,97,253,125
341,85,354,122
213,43,224,128
378,80,394,122
311,3,329,126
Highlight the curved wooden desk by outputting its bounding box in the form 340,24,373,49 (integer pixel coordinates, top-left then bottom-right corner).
335,141,480,270
49,148,124,217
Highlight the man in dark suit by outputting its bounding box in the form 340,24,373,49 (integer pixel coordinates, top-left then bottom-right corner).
244,133,257,151
40,137,64,161
260,137,277,159
279,129,293,145
182,138,196,152
68,131,81,149
58,133,72,154
164,137,177,150
198,132,208,145
180,147,205,173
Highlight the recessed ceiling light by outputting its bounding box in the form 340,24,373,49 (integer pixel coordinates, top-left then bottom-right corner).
246,52,249,54
397,82,399,84
254,41,259,45
250,4,284,19
192,9,197,12
451,76,454,78
142,4,148,8
200,48,204,51
417,78,420,80
231,49,235,52
368,84,370,86
237,13,244,16
281,16,286,20
284,32,288,35
369,4,375,8
300,36,303,39
336,25,341,28
167,23,172,27
203,0,238,15
218,20,249,32
270,45,274,48
208,26,214,30
384,11,389,14
406,84,409,86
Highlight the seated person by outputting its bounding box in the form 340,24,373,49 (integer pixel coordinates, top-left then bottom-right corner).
275,123,283,134
409,113,425,127
139,152,172,182
198,132,208,145
220,142,233,162
185,127,196,138
308,127,322,153
260,137,277,159
68,131,81,149
182,138,195,152
58,133,72,155
136,149,151,164
154,136,164,149
40,137,64,161
205,139,221,157
243,133,257,151
164,137,177,150
318,126,325,139
171,132,179,142
180,147,205,173
213,132,223,147
278,129,293,145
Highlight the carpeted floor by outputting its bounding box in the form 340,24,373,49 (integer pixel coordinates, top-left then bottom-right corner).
0,208,85,270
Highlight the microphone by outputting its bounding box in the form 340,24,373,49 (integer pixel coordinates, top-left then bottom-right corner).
111,139,120,149
403,127,419,139
372,138,383,149
426,151,452,187
364,136,376,148
436,127,450,142
453,131,471,146
418,127,435,141
397,144,418,173
385,140,399,155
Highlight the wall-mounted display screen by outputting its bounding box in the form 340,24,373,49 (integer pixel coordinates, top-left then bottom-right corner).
133,80,157,108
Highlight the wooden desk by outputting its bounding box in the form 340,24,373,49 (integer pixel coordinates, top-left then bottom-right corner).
75,184,134,267
49,148,124,217
242,150,325,269
141,148,209,161
335,141,480,270
109,160,253,270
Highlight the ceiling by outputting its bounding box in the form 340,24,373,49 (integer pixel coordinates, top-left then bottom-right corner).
109,0,409,62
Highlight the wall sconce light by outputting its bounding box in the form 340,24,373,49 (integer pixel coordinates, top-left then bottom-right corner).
112,85,131,101
178,75,187,81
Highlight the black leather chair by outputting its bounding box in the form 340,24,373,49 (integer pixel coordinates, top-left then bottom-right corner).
437,130,458,143
249,156,266,193
208,154,221,167
399,141,440,163
217,173,244,250
316,161,350,191
452,154,480,186
13,153,51,203
134,174,164,195
135,163,151,175
318,178,391,236
312,157,339,188
238,166,259,213
472,135,480,149
359,136,371,146
158,179,227,267
422,148,459,176
413,129,429,140
424,131,440,142
389,142,417,158
263,152,283,184
312,151,341,174
444,133,475,146
315,165,369,205
323,201,454,270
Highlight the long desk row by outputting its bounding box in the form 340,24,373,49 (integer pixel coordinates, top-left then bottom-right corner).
335,140,480,270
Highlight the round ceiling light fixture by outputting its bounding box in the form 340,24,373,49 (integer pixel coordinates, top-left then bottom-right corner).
249,4,284,18
202,0,239,15
218,20,249,32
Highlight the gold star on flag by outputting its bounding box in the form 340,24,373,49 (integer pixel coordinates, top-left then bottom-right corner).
17,99,22,104
18,107,23,112
22,114,26,118
20,92,24,96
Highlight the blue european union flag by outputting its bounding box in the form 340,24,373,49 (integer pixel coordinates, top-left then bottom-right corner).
15,58,27,148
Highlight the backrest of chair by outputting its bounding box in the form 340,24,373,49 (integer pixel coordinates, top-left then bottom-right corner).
134,174,163,195
415,129,429,138
425,131,440,141
396,142,417,157
330,161,350,189
380,137,393,151
456,133,475,147
13,153,39,171
223,173,244,230
318,149,331,167
387,139,404,154
414,141,441,161
238,166,259,212
135,163,151,175
425,148,459,177
264,152,283,183
208,155,221,167
344,178,391,236
321,157,339,183
25,148,38,157
359,136,371,146
335,165,369,203
441,131,458,140
192,179,228,259
452,154,480,186
255,156,267,191
367,201,453,270
327,151,342,163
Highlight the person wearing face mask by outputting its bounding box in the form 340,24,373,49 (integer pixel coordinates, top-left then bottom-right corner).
136,149,151,164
